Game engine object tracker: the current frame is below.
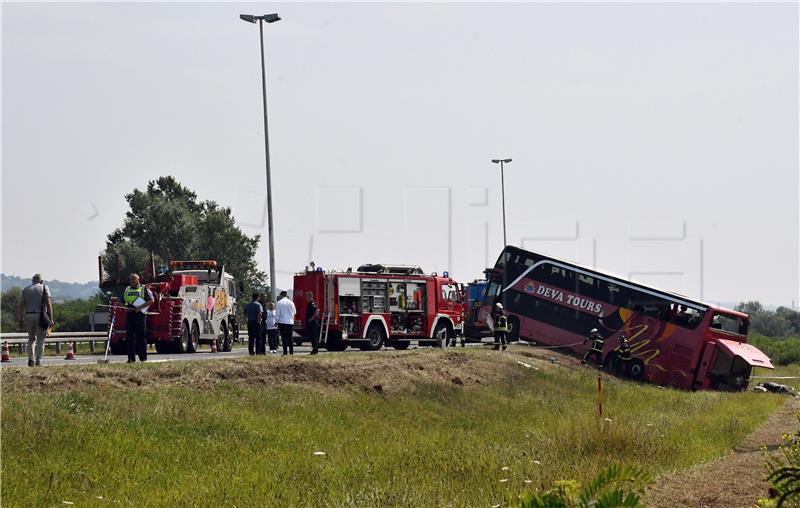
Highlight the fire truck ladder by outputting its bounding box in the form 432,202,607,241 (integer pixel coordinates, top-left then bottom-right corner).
319,276,334,345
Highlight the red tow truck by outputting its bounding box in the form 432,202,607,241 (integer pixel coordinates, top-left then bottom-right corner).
100,259,240,355
293,264,466,351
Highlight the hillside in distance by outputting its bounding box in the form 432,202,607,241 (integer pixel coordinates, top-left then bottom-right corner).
1,273,99,301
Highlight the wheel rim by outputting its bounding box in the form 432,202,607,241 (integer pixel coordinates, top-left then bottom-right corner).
368,329,381,347
191,324,199,350
631,364,643,377
181,325,190,351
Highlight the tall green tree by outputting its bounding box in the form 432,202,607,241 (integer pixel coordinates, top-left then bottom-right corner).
103,176,267,293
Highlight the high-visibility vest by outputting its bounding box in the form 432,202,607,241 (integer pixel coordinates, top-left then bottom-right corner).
495,314,508,333
124,285,145,305
617,343,632,361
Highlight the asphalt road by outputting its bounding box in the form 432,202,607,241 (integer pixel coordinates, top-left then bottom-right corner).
0,342,488,368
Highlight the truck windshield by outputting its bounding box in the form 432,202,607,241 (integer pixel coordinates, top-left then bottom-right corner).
711,313,747,335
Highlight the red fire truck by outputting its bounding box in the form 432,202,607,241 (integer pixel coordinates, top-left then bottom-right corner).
293,264,466,351
100,259,240,355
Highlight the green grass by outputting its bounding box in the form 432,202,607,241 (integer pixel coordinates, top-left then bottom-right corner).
0,349,786,507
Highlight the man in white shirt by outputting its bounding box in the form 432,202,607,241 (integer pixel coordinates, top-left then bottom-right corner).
275,290,296,355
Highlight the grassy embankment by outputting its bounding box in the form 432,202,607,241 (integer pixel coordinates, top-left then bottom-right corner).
1,347,787,507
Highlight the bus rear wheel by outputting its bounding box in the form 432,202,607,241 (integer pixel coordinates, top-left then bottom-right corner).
507,316,520,343
627,359,646,381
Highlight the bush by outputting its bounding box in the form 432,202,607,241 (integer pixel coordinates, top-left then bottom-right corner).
749,333,800,366
519,465,652,508
759,417,800,508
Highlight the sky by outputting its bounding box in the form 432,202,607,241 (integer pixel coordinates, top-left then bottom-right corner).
2,2,798,307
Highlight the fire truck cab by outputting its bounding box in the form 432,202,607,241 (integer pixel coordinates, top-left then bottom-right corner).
293,264,466,351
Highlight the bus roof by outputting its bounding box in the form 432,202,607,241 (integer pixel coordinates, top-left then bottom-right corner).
497,245,740,314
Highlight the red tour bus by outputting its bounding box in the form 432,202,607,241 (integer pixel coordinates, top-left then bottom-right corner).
478,246,773,391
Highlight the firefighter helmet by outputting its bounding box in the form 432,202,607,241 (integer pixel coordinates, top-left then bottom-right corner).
619,335,628,343
495,303,503,309
590,328,598,334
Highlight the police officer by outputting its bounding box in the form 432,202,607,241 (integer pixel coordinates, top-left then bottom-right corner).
305,292,320,355
493,303,508,351
614,335,632,376
582,328,605,367
245,293,263,356
124,273,153,363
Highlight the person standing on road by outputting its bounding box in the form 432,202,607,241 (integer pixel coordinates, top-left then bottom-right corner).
265,302,278,354
305,292,320,355
582,328,605,368
245,293,263,356
276,290,296,356
123,273,154,363
17,274,53,367
493,303,508,351
256,293,269,355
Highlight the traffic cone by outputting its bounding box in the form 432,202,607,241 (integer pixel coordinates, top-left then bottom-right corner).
1,341,11,362
211,339,218,353
64,342,76,360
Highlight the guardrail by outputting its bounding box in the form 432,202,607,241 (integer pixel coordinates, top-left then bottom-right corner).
0,332,109,353
0,332,252,354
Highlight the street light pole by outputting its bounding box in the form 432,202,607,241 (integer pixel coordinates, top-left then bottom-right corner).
241,13,280,302
491,158,512,247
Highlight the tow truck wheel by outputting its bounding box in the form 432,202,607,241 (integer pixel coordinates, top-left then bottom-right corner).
627,359,646,381
220,322,231,352
110,340,127,355
175,322,190,353
363,324,385,351
188,321,200,353
154,341,173,354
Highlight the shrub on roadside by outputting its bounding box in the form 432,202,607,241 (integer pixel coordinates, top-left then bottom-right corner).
758,417,800,508
519,465,652,508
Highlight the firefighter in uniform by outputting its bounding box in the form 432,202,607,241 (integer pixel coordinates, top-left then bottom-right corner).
614,335,632,376
582,328,605,367
493,303,508,351
123,273,154,363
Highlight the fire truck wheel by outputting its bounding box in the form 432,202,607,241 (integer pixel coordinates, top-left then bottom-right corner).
110,340,127,355
175,322,190,353
507,317,520,343
627,359,646,381
392,341,410,350
188,321,200,353
363,323,385,351
432,321,450,348
324,331,348,352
